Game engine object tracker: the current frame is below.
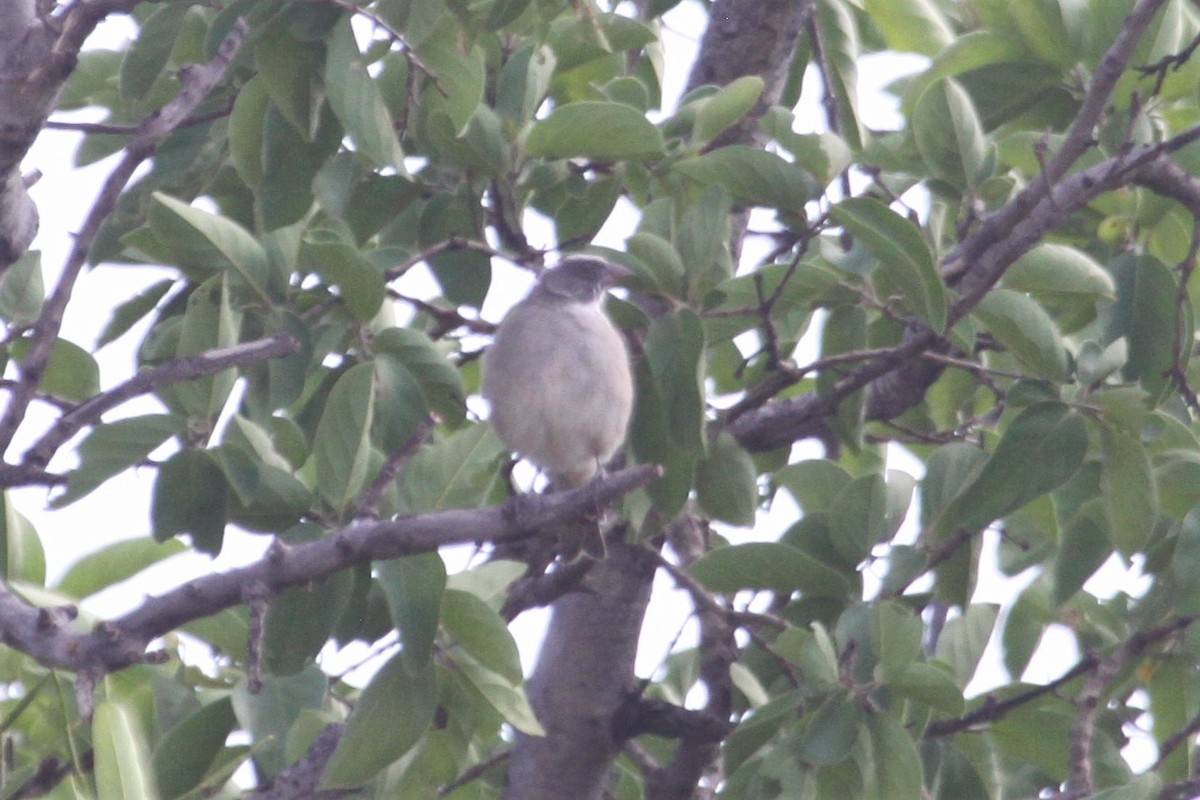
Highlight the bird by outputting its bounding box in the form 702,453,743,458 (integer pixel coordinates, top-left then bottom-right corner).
482,256,635,557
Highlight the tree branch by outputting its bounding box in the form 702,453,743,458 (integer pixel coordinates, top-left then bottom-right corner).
0,19,250,457
15,332,300,472
0,464,661,675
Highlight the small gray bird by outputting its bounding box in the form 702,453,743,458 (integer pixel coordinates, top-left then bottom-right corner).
483,257,635,555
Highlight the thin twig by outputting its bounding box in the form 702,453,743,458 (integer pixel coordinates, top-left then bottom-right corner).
19,332,299,471
356,414,437,519
0,20,250,458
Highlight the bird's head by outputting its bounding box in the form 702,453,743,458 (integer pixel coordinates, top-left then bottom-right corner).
535,257,631,304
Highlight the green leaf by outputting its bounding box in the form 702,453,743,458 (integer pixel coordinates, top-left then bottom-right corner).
1100,423,1157,556
973,289,1069,382
152,450,228,555
229,74,269,186
55,414,184,507
152,697,237,800
321,656,439,788
373,327,466,425
867,711,924,799
888,662,965,715
525,101,665,161
796,693,861,765
56,537,186,600
379,552,446,672
94,698,157,800
863,0,954,55
231,666,326,778
398,424,506,513
11,336,100,403
300,231,386,321
96,278,173,349
415,21,486,133
451,652,544,735
0,494,44,585
1052,499,1111,604
695,431,759,526
324,17,403,167
255,19,322,138
1108,254,1185,402
1174,505,1200,615
1003,243,1115,299
833,197,946,332
912,78,992,191
442,588,523,683
118,2,189,100
1002,580,1053,678
264,563,355,675
776,459,853,513
815,0,866,149
694,75,765,144
873,601,923,683
674,146,812,210
689,542,853,597
313,363,376,515
149,193,270,297
645,309,706,454
168,275,242,418
932,403,1086,539
0,251,44,325
934,603,999,688
829,473,888,565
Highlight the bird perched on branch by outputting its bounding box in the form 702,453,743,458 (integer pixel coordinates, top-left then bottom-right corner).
482,256,635,557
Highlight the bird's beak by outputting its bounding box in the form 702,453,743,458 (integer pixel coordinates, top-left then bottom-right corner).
602,262,634,288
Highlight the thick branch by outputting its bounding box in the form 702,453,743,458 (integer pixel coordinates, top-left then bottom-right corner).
0,464,661,674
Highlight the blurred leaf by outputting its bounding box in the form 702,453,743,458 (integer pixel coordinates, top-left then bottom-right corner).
690,542,853,597
645,309,706,454
324,17,404,167
913,78,992,191
374,327,466,425
0,493,44,585
795,693,861,765
776,459,853,513
888,662,965,715
833,197,946,332
1108,254,1186,402
149,193,269,297
829,473,887,565
694,75,764,144
96,279,173,349
442,588,522,683
526,101,665,161
415,21,486,133
300,231,386,321
399,424,506,513
868,711,924,798
321,657,439,788
675,146,812,210
863,0,954,55
11,336,100,403
119,3,189,100
1100,423,1157,556
264,563,355,675
313,363,376,515
94,698,157,800
232,666,327,778
0,251,44,325
152,449,227,555
873,601,923,682
931,402,1086,539
56,537,186,600
152,697,237,800
935,603,998,688
451,651,544,735
973,289,1069,381
814,0,866,148
1003,243,1114,299
55,414,184,508
379,552,446,672
695,431,759,526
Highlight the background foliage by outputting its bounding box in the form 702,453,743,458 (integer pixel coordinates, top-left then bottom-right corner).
4,0,1200,798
